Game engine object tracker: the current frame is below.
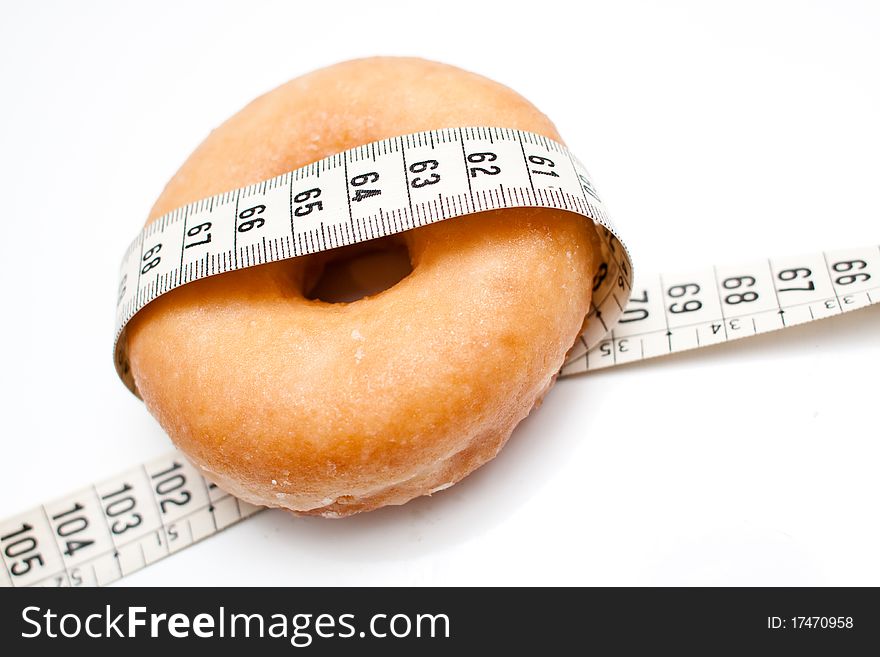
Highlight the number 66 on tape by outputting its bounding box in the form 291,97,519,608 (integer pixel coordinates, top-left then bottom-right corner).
1,126,878,586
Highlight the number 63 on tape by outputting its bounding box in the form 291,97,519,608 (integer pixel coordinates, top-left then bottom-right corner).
1,126,878,586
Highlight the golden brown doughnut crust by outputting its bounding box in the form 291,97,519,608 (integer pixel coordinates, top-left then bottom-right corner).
126,57,598,516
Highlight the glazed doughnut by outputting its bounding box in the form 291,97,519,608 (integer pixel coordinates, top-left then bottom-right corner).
126,57,599,516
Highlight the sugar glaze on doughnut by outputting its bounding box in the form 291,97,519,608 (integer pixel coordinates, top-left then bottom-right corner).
127,57,599,516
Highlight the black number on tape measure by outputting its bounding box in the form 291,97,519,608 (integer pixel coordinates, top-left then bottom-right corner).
620,290,649,323
601,226,618,254
238,204,266,232
832,259,870,285
293,188,323,216
669,299,702,313
350,171,381,202
777,267,815,292
69,568,83,586
668,283,702,314
528,155,559,177
50,501,95,558
668,283,700,297
578,174,600,201
141,243,162,274
599,339,631,356
150,461,193,514
101,482,143,535
725,291,758,305
184,222,212,249
722,275,759,305
67,568,83,586
836,273,870,285
1,523,45,576
467,152,500,177
621,308,648,323
351,189,381,202
592,262,608,292
723,275,756,289
409,160,440,188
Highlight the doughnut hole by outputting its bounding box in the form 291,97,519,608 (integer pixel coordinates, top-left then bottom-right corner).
305,236,414,303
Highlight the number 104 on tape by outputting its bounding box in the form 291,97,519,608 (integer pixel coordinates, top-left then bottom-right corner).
2,124,878,587
0,454,262,587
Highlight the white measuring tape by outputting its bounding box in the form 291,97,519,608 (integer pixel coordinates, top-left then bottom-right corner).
1,127,877,587
112,127,631,395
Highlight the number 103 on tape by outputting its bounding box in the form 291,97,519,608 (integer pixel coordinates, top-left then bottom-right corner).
1,124,878,587
0,454,262,587
4,243,875,587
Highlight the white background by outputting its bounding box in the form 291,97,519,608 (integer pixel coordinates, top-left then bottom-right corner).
1,0,878,586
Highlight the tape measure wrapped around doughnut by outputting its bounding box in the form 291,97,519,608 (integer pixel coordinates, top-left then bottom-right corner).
114,57,633,517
